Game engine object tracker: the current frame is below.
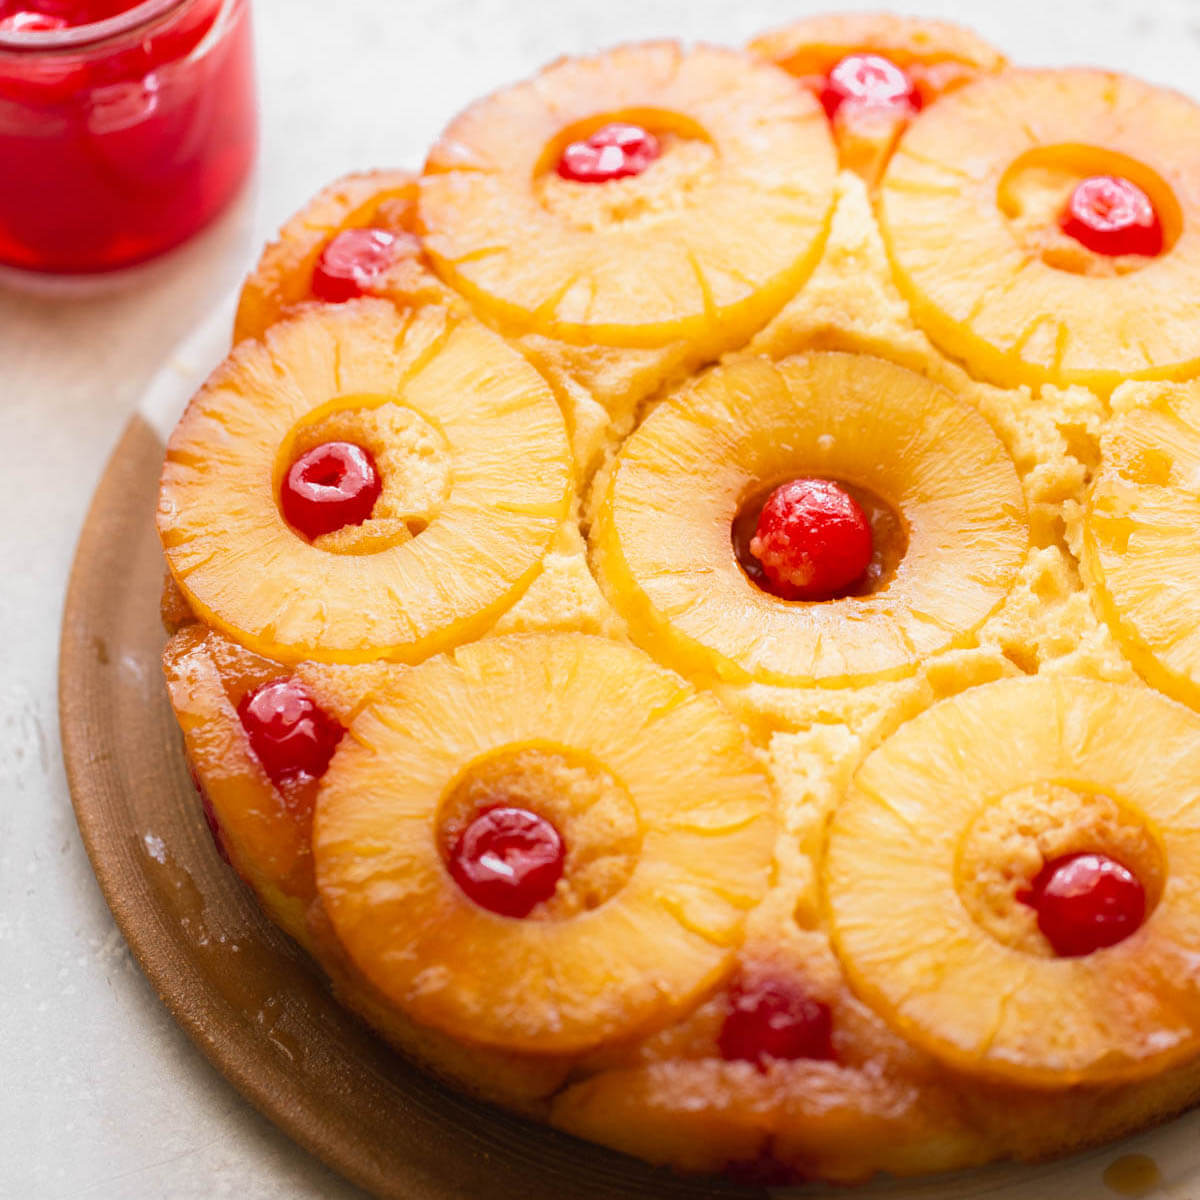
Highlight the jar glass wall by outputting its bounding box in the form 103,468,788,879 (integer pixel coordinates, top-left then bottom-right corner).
0,0,257,274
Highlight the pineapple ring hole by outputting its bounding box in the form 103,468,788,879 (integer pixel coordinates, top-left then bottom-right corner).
954,782,1166,957
534,109,717,232
274,395,452,556
435,744,642,921
731,476,908,601
997,146,1182,277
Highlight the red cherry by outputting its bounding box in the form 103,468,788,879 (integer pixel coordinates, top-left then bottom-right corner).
0,10,68,30
820,53,921,120
281,441,381,540
748,478,873,601
0,0,137,27
312,228,400,302
557,122,661,184
1019,852,1146,958
718,977,835,1069
1060,176,1164,258
448,805,565,918
237,677,344,788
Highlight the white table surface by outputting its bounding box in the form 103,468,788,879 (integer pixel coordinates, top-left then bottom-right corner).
5,0,1200,1196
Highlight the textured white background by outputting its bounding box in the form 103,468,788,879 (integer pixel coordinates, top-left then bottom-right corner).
5,0,1200,1196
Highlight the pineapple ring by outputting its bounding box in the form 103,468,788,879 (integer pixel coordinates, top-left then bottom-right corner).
748,12,1005,80
880,69,1200,392
748,13,1006,187
312,633,777,1054
826,676,1200,1087
418,41,837,349
233,170,447,345
162,625,315,940
158,301,572,665
1083,381,1200,710
592,352,1027,688
550,1058,987,1181
165,627,579,1104
160,626,395,946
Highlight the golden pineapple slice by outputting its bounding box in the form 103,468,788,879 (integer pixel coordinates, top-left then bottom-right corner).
312,633,776,1054
749,12,1005,187
827,676,1200,1086
880,69,1200,391
303,898,573,1105
158,301,571,665
551,1059,985,1181
161,625,392,944
1083,381,1200,709
162,627,574,1103
591,352,1027,688
163,625,313,940
418,40,837,351
234,170,449,344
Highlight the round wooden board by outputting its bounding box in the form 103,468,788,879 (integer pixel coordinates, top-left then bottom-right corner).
57,315,1196,1200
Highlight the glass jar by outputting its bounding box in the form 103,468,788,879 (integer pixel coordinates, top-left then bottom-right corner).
0,0,256,275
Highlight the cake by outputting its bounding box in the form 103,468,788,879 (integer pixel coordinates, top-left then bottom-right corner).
155,13,1200,1185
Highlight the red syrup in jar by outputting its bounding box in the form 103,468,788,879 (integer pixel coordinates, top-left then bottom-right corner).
0,0,257,273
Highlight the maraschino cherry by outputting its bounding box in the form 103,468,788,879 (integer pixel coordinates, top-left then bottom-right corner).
237,677,344,788
718,977,835,1069
449,805,565,918
0,0,134,29
281,441,381,539
0,10,67,30
1060,176,1164,258
820,53,922,120
1019,852,1146,957
312,228,400,302
557,122,661,184
749,478,873,601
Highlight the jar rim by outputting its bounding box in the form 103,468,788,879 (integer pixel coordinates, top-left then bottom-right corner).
0,0,199,53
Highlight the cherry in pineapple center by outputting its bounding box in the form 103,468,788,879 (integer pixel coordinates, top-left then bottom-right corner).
281,442,382,540
734,477,906,602
820,53,921,120
557,123,662,183
1061,175,1164,258
1020,852,1147,958
449,805,566,918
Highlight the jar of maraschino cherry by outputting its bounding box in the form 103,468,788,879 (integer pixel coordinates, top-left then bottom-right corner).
0,0,255,277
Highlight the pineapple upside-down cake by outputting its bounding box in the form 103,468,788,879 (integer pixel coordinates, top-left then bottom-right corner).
157,12,1200,1185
